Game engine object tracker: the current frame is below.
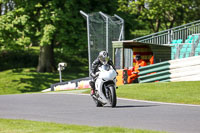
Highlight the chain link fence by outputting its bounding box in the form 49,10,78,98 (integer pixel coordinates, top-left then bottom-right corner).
80,11,124,74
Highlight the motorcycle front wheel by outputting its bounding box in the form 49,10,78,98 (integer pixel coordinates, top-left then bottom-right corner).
107,85,117,107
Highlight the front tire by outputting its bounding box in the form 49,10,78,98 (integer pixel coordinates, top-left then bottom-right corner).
108,85,117,107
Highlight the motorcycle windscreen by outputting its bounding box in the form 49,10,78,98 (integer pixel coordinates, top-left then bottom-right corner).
101,64,110,71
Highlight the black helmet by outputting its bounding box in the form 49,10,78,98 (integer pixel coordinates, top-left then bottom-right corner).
98,51,109,65
135,54,141,61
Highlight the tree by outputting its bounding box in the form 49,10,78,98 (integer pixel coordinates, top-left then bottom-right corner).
0,6,31,49
118,0,200,33
0,0,120,72
0,0,90,72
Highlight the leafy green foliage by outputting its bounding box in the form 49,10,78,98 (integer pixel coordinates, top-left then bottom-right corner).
0,45,88,72
0,48,38,71
0,0,122,50
118,0,200,33
0,7,31,49
0,0,124,72
40,24,56,46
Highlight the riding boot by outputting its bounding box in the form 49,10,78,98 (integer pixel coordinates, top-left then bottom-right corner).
89,80,95,95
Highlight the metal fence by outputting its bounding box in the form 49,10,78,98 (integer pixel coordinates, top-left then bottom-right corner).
80,11,124,74
133,20,200,45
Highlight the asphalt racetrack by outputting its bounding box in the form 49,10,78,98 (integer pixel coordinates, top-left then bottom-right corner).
0,93,200,133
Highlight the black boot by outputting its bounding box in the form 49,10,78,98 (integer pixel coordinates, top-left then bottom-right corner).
89,81,95,95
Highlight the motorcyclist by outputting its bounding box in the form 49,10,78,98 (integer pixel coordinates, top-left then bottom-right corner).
89,51,116,95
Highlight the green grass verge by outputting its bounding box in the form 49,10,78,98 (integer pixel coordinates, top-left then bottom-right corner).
117,81,200,105
83,81,200,105
0,119,165,133
0,67,88,95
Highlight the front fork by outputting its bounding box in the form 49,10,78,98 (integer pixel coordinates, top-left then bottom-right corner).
104,84,115,98
105,85,109,98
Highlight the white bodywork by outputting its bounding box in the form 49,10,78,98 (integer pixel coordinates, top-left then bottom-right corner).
95,65,117,104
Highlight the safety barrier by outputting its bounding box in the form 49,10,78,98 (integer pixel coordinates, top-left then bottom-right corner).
50,77,91,91
138,56,200,83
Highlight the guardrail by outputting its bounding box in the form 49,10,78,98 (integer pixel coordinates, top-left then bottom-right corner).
133,20,200,45
138,56,200,83
50,77,91,91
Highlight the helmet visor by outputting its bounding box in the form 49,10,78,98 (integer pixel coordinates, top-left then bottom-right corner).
99,56,109,65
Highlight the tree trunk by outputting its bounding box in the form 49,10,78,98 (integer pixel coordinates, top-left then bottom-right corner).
169,19,175,29
37,44,55,72
155,19,160,32
0,4,2,15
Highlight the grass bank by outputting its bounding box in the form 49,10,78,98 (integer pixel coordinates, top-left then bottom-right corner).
0,67,88,95
117,81,200,105
0,119,165,133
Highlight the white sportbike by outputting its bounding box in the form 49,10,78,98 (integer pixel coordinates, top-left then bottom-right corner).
92,64,117,107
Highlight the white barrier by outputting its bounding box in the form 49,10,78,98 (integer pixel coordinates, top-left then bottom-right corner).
170,56,200,69
169,56,200,81
169,65,200,73
170,70,200,79
138,55,200,83
170,74,200,82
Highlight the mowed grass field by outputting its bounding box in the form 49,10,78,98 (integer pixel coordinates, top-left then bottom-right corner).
117,81,200,104
0,119,165,133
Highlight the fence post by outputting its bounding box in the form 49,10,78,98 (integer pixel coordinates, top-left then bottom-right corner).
171,29,173,42
168,30,171,44
191,34,195,56
114,14,124,41
80,11,91,76
99,12,109,52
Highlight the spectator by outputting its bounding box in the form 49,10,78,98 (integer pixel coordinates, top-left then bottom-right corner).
127,54,147,83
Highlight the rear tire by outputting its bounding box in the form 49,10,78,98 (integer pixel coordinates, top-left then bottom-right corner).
108,85,117,107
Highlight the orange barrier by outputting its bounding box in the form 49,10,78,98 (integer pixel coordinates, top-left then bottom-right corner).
116,69,134,85
116,69,124,86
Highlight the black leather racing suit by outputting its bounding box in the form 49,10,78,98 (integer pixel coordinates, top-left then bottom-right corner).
89,58,116,91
